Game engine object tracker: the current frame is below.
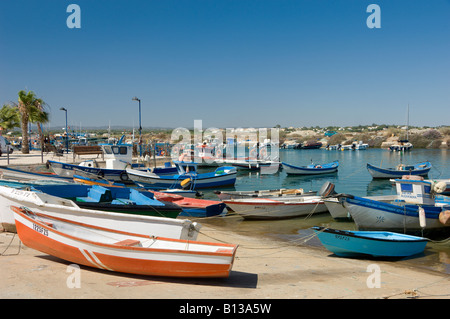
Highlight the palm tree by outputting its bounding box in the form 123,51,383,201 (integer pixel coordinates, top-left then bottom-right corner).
16,90,49,154
0,104,20,134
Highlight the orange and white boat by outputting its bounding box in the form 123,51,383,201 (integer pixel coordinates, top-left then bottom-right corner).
12,206,238,278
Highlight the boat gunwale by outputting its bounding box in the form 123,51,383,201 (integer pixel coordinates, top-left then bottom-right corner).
312,226,428,243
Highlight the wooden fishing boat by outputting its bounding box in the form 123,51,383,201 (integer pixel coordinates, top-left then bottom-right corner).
73,174,200,198
339,194,450,236
48,160,132,184
48,142,144,184
282,160,338,175
12,206,237,278
0,165,73,182
126,161,237,190
312,226,428,258
323,194,398,221
367,161,431,179
332,177,450,236
151,191,227,218
214,187,316,200
223,196,328,220
0,185,200,239
72,175,223,217
26,183,182,219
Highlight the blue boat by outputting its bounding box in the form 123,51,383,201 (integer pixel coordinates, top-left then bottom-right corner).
312,226,428,258
125,161,237,190
27,183,183,218
282,160,338,175
367,161,432,179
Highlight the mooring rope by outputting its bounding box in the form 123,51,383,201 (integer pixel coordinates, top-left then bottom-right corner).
0,232,21,256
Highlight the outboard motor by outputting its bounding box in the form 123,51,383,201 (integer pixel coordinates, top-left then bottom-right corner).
317,182,336,197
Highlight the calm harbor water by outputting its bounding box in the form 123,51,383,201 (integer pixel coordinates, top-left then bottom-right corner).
201,148,450,275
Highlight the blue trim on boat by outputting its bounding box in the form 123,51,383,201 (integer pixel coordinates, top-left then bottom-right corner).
341,195,443,220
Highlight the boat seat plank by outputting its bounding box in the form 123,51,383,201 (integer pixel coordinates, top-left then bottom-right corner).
114,239,142,247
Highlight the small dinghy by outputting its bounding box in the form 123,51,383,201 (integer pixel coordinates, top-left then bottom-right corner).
312,226,428,258
367,161,432,179
282,160,338,175
12,206,238,278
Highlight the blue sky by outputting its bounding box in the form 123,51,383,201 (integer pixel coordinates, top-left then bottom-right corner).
1,0,449,130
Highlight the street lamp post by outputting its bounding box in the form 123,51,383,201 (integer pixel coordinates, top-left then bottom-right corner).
132,97,142,157
60,107,68,153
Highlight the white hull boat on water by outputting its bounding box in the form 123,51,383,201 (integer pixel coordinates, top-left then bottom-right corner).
324,195,398,220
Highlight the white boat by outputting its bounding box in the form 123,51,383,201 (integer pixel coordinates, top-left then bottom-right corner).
215,188,316,201
0,185,200,239
339,178,450,236
13,206,237,278
339,141,369,150
324,195,398,220
223,196,328,220
48,142,140,184
0,165,73,182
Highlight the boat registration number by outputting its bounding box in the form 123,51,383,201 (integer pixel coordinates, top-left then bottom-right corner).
33,223,49,236
334,234,349,241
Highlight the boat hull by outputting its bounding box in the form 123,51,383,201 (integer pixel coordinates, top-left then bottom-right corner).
215,189,316,201
312,227,427,258
48,160,130,184
223,197,328,220
324,195,398,220
367,162,431,179
341,195,449,235
13,208,236,278
126,168,237,190
282,161,338,175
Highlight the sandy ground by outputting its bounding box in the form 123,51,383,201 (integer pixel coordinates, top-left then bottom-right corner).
1,225,449,300
0,151,449,301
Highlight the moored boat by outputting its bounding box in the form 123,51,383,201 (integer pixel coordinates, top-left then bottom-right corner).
312,226,428,258
0,165,73,182
282,160,338,175
223,196,328,220
389,140,413,152
0,185,200,239
339,194,450,236
367,161,431,179
71,175,221,217
151,191,227,218
324,194,398,220
214,187,316,201
73,174,200,198
126,161,237,190
12,206,237,278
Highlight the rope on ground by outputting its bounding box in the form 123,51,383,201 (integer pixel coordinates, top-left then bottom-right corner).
197,224,328,258
0,233,21,256
383,276,450,299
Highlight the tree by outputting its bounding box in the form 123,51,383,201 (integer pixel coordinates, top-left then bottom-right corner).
0,104,20,134
16,90,49,154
